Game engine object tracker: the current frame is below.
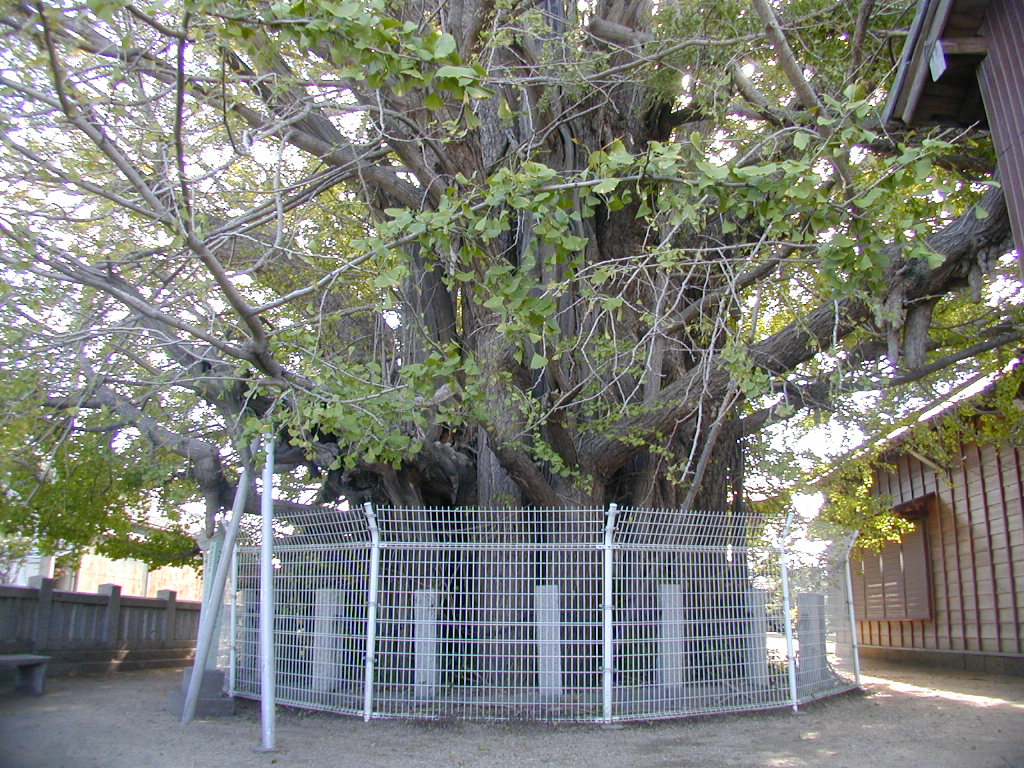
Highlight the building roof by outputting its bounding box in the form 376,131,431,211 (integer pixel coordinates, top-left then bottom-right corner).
884,0,993,126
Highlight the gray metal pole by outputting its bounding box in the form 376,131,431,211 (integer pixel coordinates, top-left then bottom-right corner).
228,546,238,697
181,467,250,724
362,501,381,722
779,510,799,713
842,531,863,687
259,436,277,750
601,503,618,723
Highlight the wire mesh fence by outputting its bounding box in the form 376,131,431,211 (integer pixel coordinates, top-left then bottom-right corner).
229,504,859,722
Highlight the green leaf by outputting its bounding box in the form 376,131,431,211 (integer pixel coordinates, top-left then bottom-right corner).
793,131,811,151
423,92,445,110
465,85,493,100
854,188,882,207
482,295,505,311
435,65,478,83
696,161,729,180
372,265,408,289
560,234,588,251
432,34,457,59
522,162,557,181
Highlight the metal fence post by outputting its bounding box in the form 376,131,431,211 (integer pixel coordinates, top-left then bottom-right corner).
228,547,238,697
778,510,799,713
258,436,277,751
362,501,381,722
843,532,862,687
601,503,618,723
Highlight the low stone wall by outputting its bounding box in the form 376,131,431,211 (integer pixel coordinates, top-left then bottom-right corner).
0,578,200,678
859,645,1024,676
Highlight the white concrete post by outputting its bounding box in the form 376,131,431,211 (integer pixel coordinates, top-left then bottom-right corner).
414,589,439,699
743,588,770,688
796,592,828,694
535,583,563,699
312,590,347,695
98,584,122,648
657,582,688,689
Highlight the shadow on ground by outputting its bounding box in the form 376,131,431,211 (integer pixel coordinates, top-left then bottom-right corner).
1,662,1022,768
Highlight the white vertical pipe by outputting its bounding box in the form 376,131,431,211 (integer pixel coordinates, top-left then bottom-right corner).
601,503,618,723
779,509,799,713
228,546,238,697
181,467,250,724
259,436,277,750
362,501,381,722
843,532,862,687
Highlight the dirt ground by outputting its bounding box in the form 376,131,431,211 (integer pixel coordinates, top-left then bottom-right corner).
1,662,1022,768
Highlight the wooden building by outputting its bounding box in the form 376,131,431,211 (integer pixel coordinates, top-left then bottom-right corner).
851,432,1024,674
860,0,1024,675
885,0,1024,258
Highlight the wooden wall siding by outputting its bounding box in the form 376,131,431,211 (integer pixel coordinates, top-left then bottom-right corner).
857,443,1024,657
978,0,1024,257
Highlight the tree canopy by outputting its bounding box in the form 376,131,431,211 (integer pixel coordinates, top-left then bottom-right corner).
0,0,1020,556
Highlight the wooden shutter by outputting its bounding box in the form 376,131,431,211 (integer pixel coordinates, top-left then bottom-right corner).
882,544,907,619
900,523,931,620
853,496,933,621
861,553,885,620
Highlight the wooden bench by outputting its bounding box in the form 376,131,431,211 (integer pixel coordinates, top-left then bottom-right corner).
0,654,51,695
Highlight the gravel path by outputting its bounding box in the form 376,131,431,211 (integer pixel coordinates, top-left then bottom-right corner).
1,662,1022,768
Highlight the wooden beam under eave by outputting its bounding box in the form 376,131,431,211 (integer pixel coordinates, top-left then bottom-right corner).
940,36,989,55
930,37,989,81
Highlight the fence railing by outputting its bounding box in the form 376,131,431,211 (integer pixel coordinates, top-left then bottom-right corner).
0,577,201,675
230,505,859,722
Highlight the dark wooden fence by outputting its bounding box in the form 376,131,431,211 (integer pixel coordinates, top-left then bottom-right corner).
0,577,199,677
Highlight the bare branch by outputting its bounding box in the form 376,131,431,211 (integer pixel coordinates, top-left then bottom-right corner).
751,0,823,110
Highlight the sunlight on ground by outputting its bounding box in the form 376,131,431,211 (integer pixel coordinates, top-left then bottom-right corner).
862,674,1024,710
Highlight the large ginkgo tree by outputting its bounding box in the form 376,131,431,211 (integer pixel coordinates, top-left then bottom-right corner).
0,0,1019,552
